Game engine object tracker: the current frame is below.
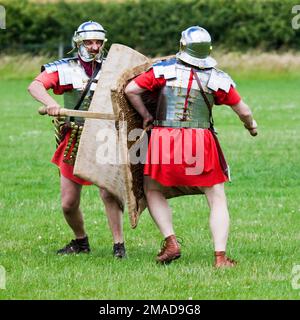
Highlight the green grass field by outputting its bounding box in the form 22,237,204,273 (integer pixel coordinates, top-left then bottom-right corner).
0,70,300,300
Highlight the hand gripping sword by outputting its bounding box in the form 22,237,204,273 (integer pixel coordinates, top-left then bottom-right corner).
38,106,118,150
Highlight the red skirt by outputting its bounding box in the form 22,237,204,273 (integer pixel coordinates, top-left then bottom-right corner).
51,130,92,185
144,127,228,187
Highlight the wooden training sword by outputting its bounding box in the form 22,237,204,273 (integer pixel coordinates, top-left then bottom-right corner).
38,106,116,120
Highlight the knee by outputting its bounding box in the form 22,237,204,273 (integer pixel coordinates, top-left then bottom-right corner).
143,182,154,198
62,198,79,215
100,188,117,204
143,176,163,196
143,182,149,195
205,183,227,202
143,178,160,196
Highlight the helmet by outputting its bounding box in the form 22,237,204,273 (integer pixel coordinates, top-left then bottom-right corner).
72,21,107,62
176,26,217,68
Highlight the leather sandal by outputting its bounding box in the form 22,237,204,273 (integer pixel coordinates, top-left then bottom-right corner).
214,251,237,268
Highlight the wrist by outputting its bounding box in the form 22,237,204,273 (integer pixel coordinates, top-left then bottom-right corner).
47,103,60,108
142,112,152,120
244,119,257,130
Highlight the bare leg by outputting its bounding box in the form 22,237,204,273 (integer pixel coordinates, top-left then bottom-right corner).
203,182,236,267
143,176,174,238
60,174,86,239
203,182,229,251
143,176,180,263
99,188,124,244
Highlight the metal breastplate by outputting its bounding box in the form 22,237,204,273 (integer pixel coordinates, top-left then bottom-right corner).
154,65,214,128
63,89,93,124
45,57,102,165
62,61,101,124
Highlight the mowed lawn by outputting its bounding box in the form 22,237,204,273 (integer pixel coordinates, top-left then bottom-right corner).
0,72,299,300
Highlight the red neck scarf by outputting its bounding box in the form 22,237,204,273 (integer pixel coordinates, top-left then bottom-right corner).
78,55,100,78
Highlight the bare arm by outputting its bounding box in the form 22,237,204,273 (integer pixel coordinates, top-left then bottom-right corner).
28,80,61,116
230,99,258,136
124,80,153,129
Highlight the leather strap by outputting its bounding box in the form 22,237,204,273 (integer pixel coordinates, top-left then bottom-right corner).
191,68,214,129
192,68,229,178
70,61,102,121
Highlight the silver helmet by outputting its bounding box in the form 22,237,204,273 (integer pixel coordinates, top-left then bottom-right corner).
72,21,107,62
176,26,217,68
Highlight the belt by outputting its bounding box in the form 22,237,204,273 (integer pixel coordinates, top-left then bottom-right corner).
153,120,210,129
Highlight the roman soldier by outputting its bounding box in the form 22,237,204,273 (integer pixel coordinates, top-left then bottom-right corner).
125,26,257,267
28,21,126,258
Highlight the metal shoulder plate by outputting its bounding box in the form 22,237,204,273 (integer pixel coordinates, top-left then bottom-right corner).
42,57,89,89
42,57,78,74
207,68,236,93
152,57,177,80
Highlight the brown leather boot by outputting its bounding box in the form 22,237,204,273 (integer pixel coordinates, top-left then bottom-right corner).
156,235,181,264
214,251,237,268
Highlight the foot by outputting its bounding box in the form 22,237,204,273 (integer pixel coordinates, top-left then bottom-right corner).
57,236,90,255
156,235,181,264
214,251,237,268
113,242,126,259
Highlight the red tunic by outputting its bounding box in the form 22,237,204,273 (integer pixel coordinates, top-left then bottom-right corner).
35,70,92,185
134,68,241,187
